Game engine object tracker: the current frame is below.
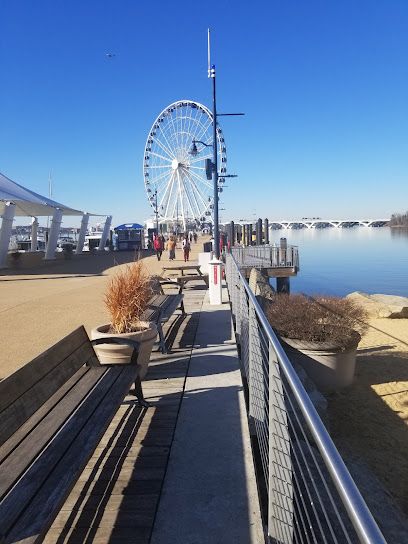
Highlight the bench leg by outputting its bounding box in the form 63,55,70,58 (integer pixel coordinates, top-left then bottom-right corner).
158,322,168,354
133,375,150,407
180,299,186,315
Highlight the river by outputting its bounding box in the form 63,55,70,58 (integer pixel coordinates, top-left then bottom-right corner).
268,226,408,297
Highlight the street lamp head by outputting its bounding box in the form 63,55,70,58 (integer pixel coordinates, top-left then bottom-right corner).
189,140,199,157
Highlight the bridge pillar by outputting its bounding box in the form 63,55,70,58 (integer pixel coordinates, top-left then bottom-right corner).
276,277,290,294
248,224,252,246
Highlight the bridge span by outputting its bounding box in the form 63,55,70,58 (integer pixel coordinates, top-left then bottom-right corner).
268,218,389,229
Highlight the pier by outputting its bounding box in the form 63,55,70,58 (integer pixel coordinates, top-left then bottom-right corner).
0,242,391,543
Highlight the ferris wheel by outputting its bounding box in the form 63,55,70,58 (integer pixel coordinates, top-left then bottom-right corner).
143,100,227,230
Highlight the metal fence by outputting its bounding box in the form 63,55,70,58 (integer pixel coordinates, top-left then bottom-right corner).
225,252,386,544
231,245,300,270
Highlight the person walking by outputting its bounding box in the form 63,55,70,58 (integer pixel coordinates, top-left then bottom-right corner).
165,236,176,260
193,232,198,243
154,234,163,261
182,235,191,262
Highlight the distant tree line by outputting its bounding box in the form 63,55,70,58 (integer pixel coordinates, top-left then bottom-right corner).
388,211,408,226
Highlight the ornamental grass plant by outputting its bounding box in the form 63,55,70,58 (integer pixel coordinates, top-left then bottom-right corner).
266,293,369,348
104,259,153,334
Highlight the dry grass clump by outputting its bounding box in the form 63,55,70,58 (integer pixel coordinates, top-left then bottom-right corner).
104,260,153,334
266,293,369,347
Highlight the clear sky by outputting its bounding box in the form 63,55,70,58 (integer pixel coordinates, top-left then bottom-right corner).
1,0,407,227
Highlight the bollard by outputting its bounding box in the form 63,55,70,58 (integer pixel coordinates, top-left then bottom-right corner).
209,258,223,305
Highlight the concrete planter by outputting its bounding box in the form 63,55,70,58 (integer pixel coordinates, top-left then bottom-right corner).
280,332,361,393
91,321,157,379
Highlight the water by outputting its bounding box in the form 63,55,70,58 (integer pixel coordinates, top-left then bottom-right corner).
269,227,408,297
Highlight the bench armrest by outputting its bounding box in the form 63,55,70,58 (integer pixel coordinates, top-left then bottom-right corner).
90,337,141,366
147,305,164,323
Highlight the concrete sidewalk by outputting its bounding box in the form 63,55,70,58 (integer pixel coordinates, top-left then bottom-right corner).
151,285,264,543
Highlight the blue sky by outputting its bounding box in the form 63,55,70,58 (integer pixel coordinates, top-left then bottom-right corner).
1,0,407,228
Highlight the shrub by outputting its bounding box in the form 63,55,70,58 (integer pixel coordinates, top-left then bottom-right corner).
266,293,369,346
104,260,153,334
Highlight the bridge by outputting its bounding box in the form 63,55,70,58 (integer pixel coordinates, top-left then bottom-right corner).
268,218,389,229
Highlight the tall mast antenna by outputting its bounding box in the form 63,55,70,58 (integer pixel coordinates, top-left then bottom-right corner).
207,28,211,77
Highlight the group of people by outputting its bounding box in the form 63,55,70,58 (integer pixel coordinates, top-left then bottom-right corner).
153,232,197,262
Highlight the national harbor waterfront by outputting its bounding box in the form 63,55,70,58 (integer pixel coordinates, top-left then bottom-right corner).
268,226,408,297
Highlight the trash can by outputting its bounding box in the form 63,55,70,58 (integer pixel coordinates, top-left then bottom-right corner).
203,241,212,253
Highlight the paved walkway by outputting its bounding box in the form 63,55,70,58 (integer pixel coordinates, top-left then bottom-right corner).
43,282,263,543
1,241,264,543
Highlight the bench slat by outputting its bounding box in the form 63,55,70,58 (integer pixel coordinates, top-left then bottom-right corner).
0,366,107,502
2,365,139,544
159,296,183,321
141,294,183,324
0,367,89,465
0,365,139,542
0,326,94,415
0,341,97,446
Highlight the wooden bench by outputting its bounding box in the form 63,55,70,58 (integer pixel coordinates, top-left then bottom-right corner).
142,279,185,354
0,326,147,544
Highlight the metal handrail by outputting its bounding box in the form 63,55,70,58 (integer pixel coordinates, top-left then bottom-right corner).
231,244,300,270
225,252,386,544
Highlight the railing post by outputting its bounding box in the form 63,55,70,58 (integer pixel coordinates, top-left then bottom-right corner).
248,297,256,417
268,341,294,544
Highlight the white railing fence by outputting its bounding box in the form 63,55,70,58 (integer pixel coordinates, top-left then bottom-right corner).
225,252,386,544
231,245,300,270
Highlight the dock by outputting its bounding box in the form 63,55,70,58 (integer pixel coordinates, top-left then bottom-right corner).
44,282,264,543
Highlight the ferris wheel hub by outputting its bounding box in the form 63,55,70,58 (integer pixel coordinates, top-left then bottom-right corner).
171,159,179,170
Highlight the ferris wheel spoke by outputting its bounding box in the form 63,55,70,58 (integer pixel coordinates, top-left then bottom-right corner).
148,151,172,163
187,167,213,190
158,176,172,211
193,117,213,146
183,169,211,212
176,170,186,229
185,108,199,149
189,153,212,164
149,168,173,187
153,137,175,160
146,164,172,170
179,170,200,219
158,127,177,161
191,109,211,142
163,171,176,219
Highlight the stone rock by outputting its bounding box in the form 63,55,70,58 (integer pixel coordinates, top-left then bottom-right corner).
248,268,275,311
346,292,408,319
369,294,408,318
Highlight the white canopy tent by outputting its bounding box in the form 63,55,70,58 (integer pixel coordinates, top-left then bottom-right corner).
0,172,111,268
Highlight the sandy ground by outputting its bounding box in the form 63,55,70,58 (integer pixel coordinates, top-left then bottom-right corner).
327,315,408,515
0,234,210,379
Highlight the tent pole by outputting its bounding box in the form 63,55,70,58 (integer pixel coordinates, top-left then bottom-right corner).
0,202,16,268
